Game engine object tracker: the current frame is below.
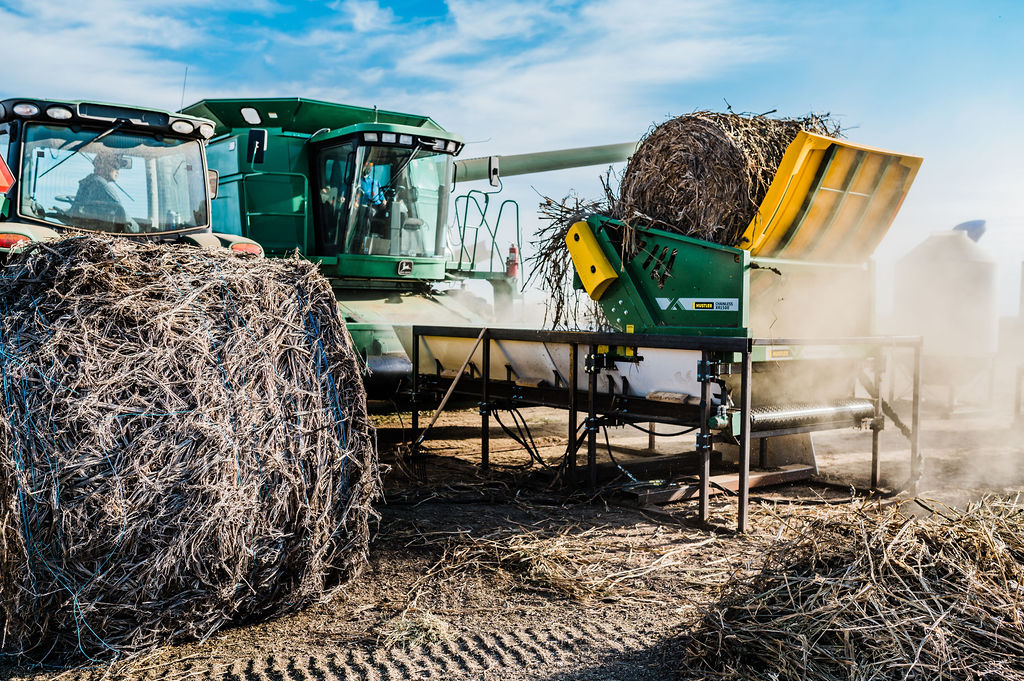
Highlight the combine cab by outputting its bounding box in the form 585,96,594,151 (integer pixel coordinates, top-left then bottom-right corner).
184,98,634,396
0,98,262,254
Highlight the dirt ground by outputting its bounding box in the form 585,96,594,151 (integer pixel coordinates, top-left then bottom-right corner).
4,395,1023,681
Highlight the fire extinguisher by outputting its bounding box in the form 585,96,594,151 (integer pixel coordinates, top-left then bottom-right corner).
505,244,519,278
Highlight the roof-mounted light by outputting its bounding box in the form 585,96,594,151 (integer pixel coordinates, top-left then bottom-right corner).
446,141,457,153
45,105,73,120
399,134,413,145
198,123,215,139
170,119,195,135
363,132,378,142
432,139,446,151
13,102,40,117
240,107,261,125
381,133,396,143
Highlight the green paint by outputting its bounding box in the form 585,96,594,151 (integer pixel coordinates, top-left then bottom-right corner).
585,215,750,337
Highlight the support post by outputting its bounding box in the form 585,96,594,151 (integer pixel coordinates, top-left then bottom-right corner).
738,347,752,533
587,344,598,490
871,354,882,489
910,343,922,489
481,330,490,473
411,327,420,450
1016,364,1024,424
698,351,711,523
568,343,578,487
647,423,656,452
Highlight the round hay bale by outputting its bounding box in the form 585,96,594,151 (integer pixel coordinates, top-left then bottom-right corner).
0,237,379,663
617,112,837,247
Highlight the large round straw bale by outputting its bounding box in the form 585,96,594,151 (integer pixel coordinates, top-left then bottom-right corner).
0,237,379,663
618,112,836,247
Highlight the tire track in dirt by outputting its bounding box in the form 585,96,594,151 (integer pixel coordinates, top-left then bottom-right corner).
325,618,650,681
20,617,652,681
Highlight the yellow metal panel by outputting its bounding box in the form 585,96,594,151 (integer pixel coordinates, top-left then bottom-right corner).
567,221,619,300
737,132,923,262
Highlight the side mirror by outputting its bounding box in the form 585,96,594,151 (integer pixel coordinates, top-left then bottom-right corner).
207,169,219,200
0,155,14,194
487,155,500,187
246,129,268,164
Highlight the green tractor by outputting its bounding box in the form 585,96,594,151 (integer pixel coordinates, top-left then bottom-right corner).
184,97,633,396
0,98,262,254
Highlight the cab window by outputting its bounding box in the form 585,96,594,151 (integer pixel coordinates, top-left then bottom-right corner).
316,142,355,255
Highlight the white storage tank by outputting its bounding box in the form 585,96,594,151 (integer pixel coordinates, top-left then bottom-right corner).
894,223,997,358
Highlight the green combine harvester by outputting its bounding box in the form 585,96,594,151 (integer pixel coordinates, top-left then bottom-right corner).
0,98,261,254
183,97,634,396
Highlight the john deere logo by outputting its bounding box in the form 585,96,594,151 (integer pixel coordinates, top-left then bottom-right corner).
397,260,413,276
693,301,714,310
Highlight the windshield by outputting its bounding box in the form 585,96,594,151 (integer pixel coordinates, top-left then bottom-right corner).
18,123,209,234
317,143,451,257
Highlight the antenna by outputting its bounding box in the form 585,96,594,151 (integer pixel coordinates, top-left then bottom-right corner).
374,105,378,123
179,65,190,110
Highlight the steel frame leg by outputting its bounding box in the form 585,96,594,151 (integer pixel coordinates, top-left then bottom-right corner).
481,332,490,472
910,344,922,490
587,344,598,490
738,349,752,533
411,329,420,451
568,343,578,487
698,351,711,523
871,355,882,490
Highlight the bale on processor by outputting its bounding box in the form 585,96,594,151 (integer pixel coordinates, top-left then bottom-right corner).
0,237,379,663
617,111,838,248
528,111,838,327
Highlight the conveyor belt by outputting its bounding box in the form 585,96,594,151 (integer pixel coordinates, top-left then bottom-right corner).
750,398,874,431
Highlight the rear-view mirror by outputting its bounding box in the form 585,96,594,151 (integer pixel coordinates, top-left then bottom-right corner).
207,169,219,200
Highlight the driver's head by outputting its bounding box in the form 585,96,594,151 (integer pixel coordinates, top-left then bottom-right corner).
361,161,373,178
93,151,123,180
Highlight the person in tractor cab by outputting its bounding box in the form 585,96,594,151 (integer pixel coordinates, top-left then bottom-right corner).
70,151,130,229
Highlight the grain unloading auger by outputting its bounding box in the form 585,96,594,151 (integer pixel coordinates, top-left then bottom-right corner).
409,132,925,531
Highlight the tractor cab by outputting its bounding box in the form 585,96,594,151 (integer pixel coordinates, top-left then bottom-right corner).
0,98,262,254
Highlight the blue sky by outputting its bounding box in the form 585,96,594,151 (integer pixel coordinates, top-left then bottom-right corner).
2,0,1022,309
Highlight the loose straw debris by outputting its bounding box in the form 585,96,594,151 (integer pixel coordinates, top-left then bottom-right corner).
680,497,1024,680
0,237,379,663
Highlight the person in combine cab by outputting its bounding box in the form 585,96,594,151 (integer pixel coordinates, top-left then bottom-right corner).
356,161,386,209
70,151,129,229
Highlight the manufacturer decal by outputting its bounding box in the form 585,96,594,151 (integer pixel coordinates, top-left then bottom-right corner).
397,260,414,276
655,297,739,311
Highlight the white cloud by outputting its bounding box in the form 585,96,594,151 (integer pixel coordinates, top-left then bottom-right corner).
337,0,395,32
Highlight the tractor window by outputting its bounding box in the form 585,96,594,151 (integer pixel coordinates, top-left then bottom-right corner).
315,141,355,255
17,123,209,234
0,129,8,167
340,144,452,258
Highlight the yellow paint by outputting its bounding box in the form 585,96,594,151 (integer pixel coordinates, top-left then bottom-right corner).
567,221,618,299
737,132,923,262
